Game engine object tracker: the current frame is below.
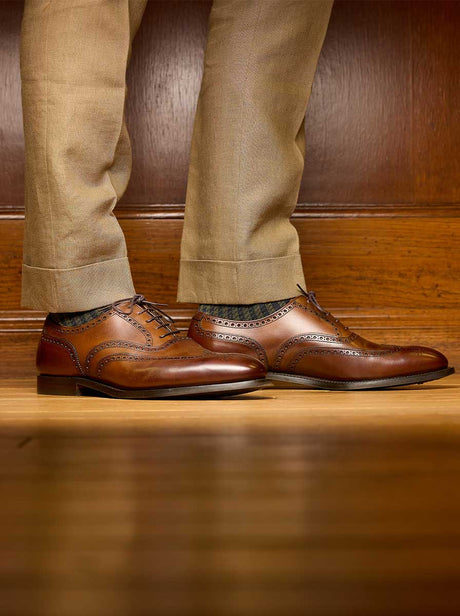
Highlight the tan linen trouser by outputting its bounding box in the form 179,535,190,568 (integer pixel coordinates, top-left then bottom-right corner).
20,0,333,312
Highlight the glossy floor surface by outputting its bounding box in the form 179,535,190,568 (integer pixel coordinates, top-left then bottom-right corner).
1,375,459,615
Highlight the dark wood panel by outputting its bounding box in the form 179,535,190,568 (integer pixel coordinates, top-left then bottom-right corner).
412,1,460,203
0,1,24,207
2,1,460,209
123,0,210,205
302,0,413,204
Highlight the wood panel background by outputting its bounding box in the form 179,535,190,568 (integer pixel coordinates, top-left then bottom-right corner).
0,0,459,377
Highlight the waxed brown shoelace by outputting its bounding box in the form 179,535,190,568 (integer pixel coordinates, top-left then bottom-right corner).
112,294,179,339
296,284,349,331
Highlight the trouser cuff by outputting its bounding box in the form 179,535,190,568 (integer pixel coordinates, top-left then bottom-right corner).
21,257,135,312
177,254,306,304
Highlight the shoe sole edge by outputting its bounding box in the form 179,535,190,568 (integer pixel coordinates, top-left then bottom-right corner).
37,375,271,399
266,367,455,391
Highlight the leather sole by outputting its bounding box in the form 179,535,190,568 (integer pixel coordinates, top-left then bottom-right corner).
37,375,271,399
267,366,455,391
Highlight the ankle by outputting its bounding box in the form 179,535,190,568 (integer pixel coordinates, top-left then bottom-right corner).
199,298,292,321
49,305,110,327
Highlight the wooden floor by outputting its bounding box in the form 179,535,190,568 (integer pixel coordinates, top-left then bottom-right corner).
1,375,460,616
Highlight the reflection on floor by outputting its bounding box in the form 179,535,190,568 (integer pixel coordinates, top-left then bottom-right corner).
0,375,459,615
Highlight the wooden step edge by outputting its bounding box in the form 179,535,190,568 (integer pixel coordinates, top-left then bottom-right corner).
2,203,460,220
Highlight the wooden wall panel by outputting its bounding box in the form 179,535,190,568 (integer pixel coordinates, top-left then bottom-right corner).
1,215,459,310
302,0,413,204
123,1,210,205
0,1,23,207
412,1,460,203
3,1,460,209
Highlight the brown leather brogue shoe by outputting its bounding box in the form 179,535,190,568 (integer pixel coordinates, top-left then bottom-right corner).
36,295,268,398
189,288,454,390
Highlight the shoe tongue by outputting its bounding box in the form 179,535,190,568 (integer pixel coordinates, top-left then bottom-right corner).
298,289,350,334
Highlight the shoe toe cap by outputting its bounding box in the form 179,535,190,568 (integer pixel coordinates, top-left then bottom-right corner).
204,353,267,383
171,350,266,387
403,345,449,374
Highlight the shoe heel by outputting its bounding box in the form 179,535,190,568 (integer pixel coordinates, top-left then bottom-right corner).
37,375,81,396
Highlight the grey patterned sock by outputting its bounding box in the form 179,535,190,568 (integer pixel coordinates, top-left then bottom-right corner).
50,305,110,327
199,299,292,321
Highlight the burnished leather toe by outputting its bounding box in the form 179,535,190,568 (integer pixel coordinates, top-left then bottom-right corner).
132,350,267,388
398,345,449,375
189,289,454,390
187,353,268,385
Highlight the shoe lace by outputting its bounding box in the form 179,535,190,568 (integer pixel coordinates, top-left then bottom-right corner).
296,284,349,331
112,294,179,339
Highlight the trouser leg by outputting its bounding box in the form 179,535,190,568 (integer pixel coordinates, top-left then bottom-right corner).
20,0,147,311
178,0,333,304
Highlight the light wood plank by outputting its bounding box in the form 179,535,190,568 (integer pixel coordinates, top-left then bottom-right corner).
0,375,458,432
0,376,460,615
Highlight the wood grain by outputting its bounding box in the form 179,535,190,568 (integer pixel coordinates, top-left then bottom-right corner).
0,1,24,207
302,0,413,204
123,0,210,205
0,376,460,615
412,0,460,203
2,0,460,209
1,214,459,310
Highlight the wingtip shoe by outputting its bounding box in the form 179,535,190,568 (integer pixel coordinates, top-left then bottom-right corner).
36,295,269,399
189,288,454,390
